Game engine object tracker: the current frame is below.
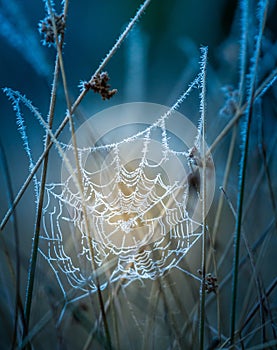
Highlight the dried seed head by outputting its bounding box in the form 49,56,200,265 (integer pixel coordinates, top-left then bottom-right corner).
39,13,65,46
198,270,218,294
82,72,117,100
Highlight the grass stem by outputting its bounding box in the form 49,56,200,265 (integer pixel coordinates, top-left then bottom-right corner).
230,1,269,345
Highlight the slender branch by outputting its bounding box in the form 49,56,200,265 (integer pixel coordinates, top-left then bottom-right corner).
199,46,208,350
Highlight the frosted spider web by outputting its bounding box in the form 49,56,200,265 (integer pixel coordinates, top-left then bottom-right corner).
39,102,215,303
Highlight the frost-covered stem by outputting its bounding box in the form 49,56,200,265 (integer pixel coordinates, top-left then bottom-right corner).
47,0,112,345
23,1,70,344
238,0,249,105
230,0,268,346
23,53,61,349
199,46,208,350
14,100,39,199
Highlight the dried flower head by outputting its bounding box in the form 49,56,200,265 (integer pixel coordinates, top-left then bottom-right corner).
82,72,117,100
39,13,65,46
198,270,218,294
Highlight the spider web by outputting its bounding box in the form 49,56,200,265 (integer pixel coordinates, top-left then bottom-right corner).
38,99,215,304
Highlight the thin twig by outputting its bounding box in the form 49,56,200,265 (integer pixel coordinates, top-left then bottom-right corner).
199,46,208,350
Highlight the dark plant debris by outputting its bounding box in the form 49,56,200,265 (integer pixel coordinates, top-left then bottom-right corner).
39,13,65,46
198,270,218,294
83,72,118,100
